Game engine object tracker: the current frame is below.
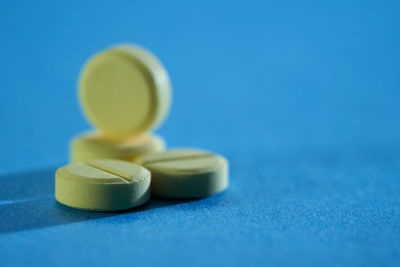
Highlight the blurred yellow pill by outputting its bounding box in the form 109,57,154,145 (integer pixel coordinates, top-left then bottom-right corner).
79,44,172,138
55,159,151,211
136,149,229,198
70,132,165,163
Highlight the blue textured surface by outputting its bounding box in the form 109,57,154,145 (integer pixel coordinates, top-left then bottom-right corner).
0,1,399,266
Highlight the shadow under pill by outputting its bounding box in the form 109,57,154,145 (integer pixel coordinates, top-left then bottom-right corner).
0,167,197,234
0,167,112,234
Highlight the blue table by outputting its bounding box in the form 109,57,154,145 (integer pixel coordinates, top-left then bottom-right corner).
1,1,399,266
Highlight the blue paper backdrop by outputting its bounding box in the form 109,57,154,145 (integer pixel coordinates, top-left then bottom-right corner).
0,1,399,266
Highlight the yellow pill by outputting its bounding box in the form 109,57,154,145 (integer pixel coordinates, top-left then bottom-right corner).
70,132,165,163
79,44,172,138
136,149,229,198
55,159,151,211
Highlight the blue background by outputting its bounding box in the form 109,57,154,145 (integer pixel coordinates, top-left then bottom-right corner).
0,0,399,266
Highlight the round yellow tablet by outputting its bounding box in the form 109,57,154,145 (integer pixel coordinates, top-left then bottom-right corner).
55,159,151,211
136,149,229,198
79,44,172,138
70,132,165,163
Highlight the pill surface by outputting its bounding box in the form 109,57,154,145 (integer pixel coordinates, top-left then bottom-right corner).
55,159,151,211
79,44,171,138
70,132,165,163
136,149,229,198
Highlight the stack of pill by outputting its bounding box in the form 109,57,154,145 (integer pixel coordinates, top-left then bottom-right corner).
55,44,229,211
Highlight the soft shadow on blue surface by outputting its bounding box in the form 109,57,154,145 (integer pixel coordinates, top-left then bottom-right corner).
0,168,194,234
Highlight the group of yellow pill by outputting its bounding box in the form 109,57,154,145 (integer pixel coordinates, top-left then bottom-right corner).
55,44,229,211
